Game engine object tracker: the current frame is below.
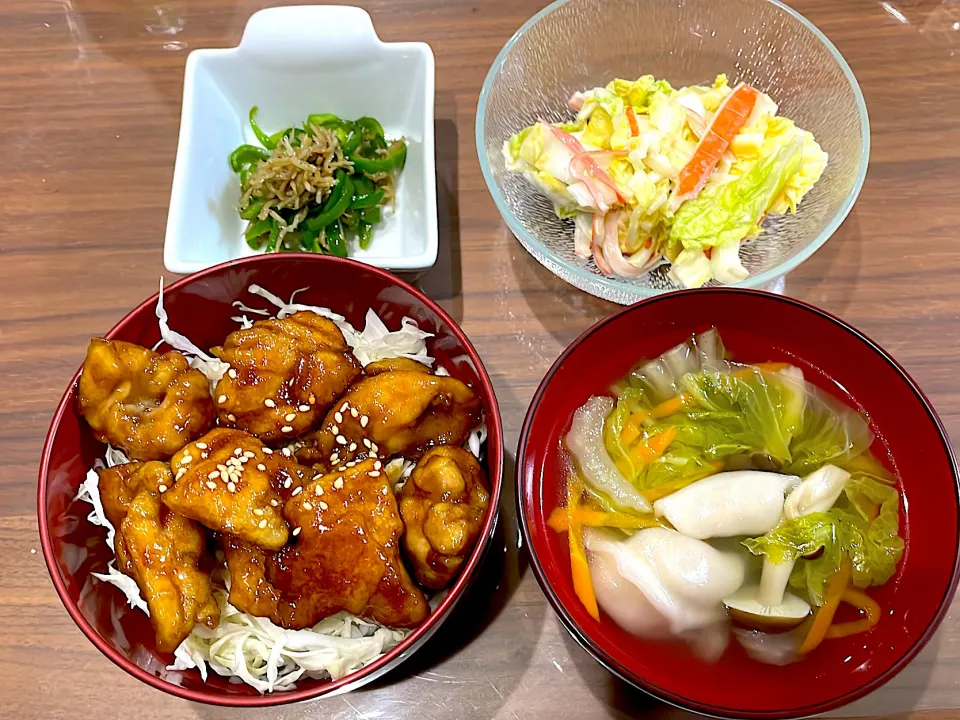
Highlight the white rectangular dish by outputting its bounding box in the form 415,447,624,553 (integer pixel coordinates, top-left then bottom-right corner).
164,5,437,274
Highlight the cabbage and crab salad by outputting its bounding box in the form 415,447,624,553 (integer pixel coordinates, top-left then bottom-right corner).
550,330,904,665
503,75,828,287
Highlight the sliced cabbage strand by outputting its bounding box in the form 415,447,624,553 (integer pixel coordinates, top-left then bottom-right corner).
156,278,230,388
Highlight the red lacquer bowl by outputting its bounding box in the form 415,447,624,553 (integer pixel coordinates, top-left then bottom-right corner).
517,289,959,719
38,254,503,707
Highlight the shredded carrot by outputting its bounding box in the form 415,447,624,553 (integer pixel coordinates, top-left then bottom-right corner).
626,106,639,137
620,422,641,446
753,361,792,373
799,556,852,654
548,507,663,532
651,395,688,419
825,588,881,639
633,426,677,464
629,409,650,425
565,474,599,620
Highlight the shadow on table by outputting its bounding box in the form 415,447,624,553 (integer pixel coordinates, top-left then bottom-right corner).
506,227,620,347
405,113,463,323
779,210,864,317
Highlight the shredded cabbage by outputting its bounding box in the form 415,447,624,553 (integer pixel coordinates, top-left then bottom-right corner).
171,588,405,693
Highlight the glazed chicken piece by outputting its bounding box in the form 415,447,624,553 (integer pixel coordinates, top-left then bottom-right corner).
297,370,481,467
161,428,311,550
222,536,282,618
77,339,216,461
239,459,430,629
210,311,361,443
363,357,432,376
398,446,491,589
99,460,220,652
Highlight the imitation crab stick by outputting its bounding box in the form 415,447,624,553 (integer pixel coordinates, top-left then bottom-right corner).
675,83,760,201
541,122,628,205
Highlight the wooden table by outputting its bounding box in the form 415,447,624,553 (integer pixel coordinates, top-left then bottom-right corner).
2,0,959,717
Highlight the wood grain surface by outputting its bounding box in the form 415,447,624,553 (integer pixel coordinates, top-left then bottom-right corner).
2,0,959,718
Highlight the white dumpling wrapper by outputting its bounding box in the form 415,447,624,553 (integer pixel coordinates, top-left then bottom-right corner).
653,471,801,539
585,527,746,637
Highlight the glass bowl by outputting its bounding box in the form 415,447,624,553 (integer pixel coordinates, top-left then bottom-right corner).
476,0,869,304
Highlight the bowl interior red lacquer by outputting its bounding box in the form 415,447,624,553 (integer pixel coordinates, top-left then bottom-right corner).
517,288,959,719
38,254,503,707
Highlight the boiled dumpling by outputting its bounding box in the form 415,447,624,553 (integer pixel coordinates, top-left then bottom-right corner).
585,527,746,637
653,471,801,539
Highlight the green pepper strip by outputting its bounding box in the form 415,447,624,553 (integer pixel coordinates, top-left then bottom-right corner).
326,221,348,258
301,227,322,253
349,140,407,174
229,144,270,172
306,175,353,231
350,187,384,209
249,106,277,149
306,113,342,129
244,219,272,248
267,127,293,147
352,176,375,195
341,211,359,231
361,206,381,224
239,169,250,186
265,220,281,252
355,116,385,142
358,221,373,250
239,200,263,221
342,130,363,156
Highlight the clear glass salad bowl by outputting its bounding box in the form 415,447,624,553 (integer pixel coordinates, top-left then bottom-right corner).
476,0,869,304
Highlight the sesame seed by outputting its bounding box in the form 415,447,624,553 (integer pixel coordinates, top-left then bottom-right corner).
330,454,340,464
227,481,237,492
346,461,356,468
292,486,302,496
369,471,381,477
360,415,369,428
340,402,349,413
336,435,347,446
228,368,237,379
243,451,255,458
284,478,292,489
293,527,302,536
196,442,207,450
338,466,347,472
371,443,379,454
227,414,236,422
254,508,264,516
158,484,168,493
218,394,227,404
348,442,357,452
330,425,339,435
350,408,359,418
262,447,273,454
302,501,313,511
264,399,276,408
315,485,324,496
182,453,193,463
374,460,382,470
281,425,294,433
299,404,310,412
176,469,185,480
309,394,316,404
284,413,296,422
258,519,268,529
219,470,230,482
318,501,328,510
206,481,217,490
208,470,219,480
334,412,343,424
257,463,266,472
362,438,372,449
270,499,279,507
234,447,243,456
281,448,291,457
201,452,208,459
333,478,344,490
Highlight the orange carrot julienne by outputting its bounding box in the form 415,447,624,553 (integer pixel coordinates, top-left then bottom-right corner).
676,83,760,200
633,426,677,464
620,422,641,447
799,556,852,654
825,588,881,639
651,395,688,419
566,473,599,620
626,106,640,137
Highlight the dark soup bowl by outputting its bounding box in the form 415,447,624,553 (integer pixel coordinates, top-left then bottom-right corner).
39,254,503,706
517,288,958,719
